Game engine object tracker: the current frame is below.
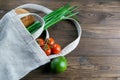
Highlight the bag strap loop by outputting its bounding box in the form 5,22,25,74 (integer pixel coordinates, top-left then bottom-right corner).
48,18,82,59
15,4,52,39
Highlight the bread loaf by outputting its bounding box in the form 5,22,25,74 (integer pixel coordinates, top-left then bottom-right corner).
15,8,35,27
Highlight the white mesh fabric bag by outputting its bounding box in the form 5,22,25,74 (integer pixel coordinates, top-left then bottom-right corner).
0,4,82,80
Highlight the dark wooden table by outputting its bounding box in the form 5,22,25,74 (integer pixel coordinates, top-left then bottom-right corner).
0,0,120,80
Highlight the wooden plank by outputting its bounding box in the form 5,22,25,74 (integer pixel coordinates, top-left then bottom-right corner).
69,38,120,56
78,1,120,13
81,24,120,30
74,78,117,80
66,56,120,77
22,77,117,80
22,77,72,80
78,11,120,25
81,29,120,39
68,56,120,70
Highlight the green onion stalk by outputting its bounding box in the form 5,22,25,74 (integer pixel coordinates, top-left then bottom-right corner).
27,4,79,34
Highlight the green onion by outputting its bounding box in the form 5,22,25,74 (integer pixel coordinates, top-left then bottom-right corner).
27,4,79,34
27,21,41,34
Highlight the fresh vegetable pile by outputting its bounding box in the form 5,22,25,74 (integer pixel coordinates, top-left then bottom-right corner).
34,4,78,73
37,38,61,56
16,4,78,73
37,38,67,73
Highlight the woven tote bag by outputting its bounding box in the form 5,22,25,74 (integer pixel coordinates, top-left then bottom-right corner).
0,4,81,80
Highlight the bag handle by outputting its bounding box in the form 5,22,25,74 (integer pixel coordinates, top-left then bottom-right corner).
16,3,52,14
16,13,45,39
15,4,52,39
16,4,82,59
48,18,82,59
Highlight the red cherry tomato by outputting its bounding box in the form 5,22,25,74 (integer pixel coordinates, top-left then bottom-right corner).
51,43,61,54
37,38,45,46
46,38,55,46
41,44,51,56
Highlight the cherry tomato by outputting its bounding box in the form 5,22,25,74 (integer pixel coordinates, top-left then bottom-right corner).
37,38,45,46
51,43,61,54
46,38,55,46
41,44,51,56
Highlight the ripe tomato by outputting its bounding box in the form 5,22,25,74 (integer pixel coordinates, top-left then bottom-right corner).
37,38,45,46
46,38,55,46
41,44,51,56
51,44,61,54
50,56,67,73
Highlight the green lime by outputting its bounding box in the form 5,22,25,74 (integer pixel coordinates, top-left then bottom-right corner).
50,56,67,73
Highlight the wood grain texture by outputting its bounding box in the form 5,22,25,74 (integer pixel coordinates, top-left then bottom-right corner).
0,0,120,80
